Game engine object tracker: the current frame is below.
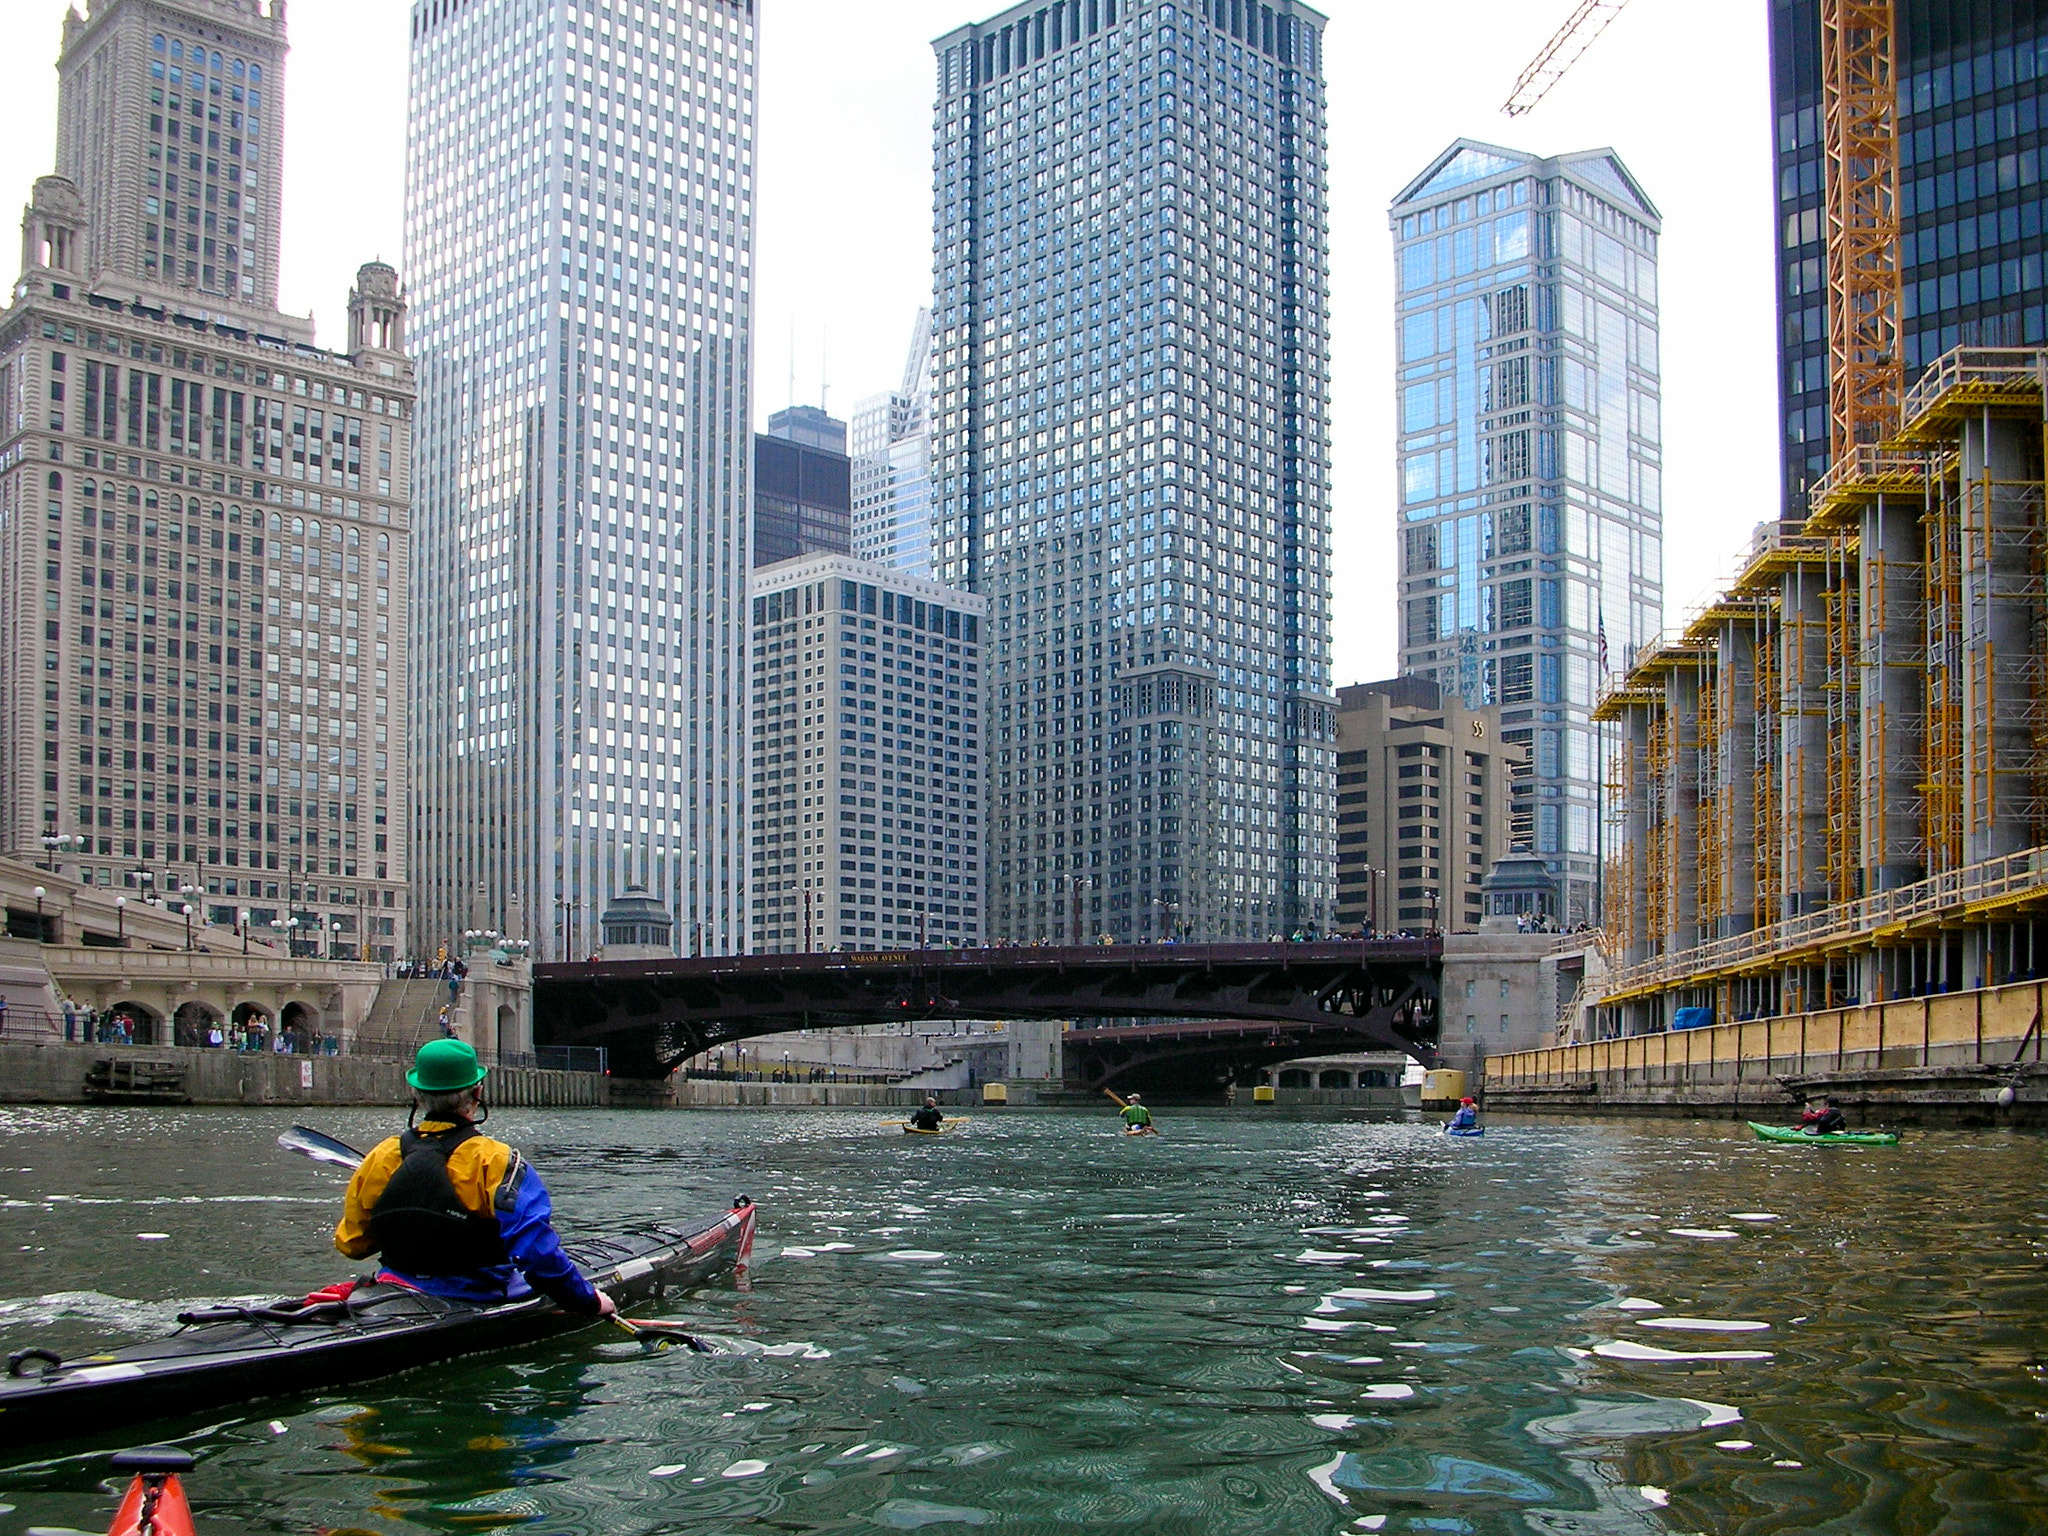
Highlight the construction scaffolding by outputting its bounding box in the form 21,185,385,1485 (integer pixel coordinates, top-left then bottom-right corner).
1823,537,1862,904
1592,348,2048,1035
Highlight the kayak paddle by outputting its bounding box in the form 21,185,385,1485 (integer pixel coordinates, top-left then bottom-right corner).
611,1315,712,1352
278,1124,368,1172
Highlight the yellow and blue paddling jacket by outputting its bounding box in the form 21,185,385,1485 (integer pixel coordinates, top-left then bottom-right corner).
335,1119,600,1313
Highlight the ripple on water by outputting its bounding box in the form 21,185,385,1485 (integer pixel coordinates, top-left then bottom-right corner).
0,1108,2042,1535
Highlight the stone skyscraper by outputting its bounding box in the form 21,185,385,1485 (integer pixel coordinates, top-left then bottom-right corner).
0,0,415,961
1389,140,1663,926
930,0,1337,943
406,0,755,960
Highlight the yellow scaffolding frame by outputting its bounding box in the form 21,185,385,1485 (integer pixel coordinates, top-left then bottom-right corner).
1644,699,1670,957
1823,535,1862,903
1694,647,1724,943
1922,456,1965,872
1752,599,1783,928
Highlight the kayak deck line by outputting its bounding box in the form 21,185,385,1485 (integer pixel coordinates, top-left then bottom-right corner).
0,1196,758,1450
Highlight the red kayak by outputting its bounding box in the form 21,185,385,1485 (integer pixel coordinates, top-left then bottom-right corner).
107,1447,196,1536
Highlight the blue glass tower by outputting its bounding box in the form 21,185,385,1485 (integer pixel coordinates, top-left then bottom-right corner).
930,0,1337,943
1389,141,1664,926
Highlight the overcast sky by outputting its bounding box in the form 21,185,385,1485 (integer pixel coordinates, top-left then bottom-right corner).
1,0,1782,686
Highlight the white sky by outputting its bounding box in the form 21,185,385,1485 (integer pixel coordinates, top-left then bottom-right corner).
0,0,1782,686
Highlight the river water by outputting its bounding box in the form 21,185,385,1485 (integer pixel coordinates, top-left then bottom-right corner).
0,1106,2044,1535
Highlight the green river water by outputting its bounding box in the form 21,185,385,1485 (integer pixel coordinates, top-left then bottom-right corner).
0,1106,2044,1535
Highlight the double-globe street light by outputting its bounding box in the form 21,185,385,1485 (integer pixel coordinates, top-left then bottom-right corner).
39,833,83,872
178,884,201,950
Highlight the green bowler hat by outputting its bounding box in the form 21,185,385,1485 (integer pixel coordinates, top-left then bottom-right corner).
408,1037,488,1093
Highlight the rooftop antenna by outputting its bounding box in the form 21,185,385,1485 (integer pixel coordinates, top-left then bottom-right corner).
786,326,795,412
819,327,830,414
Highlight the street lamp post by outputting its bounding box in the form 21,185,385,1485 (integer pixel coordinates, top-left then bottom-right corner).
239,909,251,956
1361,865,1384,938
331,921,343,959
1151,896,1181,943
31,887,46,944
40,832,83,872
179,884,200,950
115,896,128,947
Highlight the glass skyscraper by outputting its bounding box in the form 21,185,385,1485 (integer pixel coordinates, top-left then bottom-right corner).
406,0,755,960
850,309,937,578
1773,0,2048,518
930,0,1337,944
1389,140,1663,926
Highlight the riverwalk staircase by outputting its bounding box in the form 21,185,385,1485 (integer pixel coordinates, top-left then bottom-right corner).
353,980,449,1058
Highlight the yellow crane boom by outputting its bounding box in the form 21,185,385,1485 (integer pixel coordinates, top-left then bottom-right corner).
1822,0,1904,456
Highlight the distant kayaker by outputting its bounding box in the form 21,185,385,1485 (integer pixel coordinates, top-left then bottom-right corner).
909,1098,944,1132
334,1039,615,1318
1120,1094,1154,1132
1798,1097,1847,1135
1447,1096,1480,1131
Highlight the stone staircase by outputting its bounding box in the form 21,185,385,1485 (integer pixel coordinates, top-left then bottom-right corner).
354,979,450,1057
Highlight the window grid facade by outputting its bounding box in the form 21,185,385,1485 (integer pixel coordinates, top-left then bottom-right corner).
1389,140,1664,926
747,554,983,952
930,0,1337,944
405,0,756,961
1773,0,2048,517
52,0,286,311
1,0,413,961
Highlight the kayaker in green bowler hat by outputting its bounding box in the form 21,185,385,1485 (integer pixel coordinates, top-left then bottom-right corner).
333,1038,615,1317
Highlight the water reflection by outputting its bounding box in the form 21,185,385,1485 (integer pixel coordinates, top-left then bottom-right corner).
0,1109,2043,1533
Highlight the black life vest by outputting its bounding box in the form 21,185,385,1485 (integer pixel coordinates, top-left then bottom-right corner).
367,1122,512,1277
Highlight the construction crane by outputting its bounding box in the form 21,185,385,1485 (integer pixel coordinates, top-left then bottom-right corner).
1820,0,1903,457
1500,0,1635,118
1501,0,1902,452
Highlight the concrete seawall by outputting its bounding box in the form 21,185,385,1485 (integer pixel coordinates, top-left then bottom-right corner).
0,1042,605,1108
1485,977,2048,1125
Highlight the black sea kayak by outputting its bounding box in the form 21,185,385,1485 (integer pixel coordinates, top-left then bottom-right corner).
0,1197,756,1450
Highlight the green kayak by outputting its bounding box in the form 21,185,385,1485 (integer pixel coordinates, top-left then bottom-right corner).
1748,1121,1899,1146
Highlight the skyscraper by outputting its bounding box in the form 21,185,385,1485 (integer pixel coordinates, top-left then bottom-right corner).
1772,0,2048,518
1389,140,1663,927
930,0,1337,944
753,405,851,567
0,0,415,962
406,0,755,961
849,309,937,577
746,553,984,953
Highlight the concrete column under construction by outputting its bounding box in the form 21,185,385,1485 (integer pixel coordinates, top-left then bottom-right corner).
1716,619,1757,936
1959,411,2043,865
1780,566,1831,915
1859,493,1927,892
1623,704,1654,967
1665,663,1700,954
